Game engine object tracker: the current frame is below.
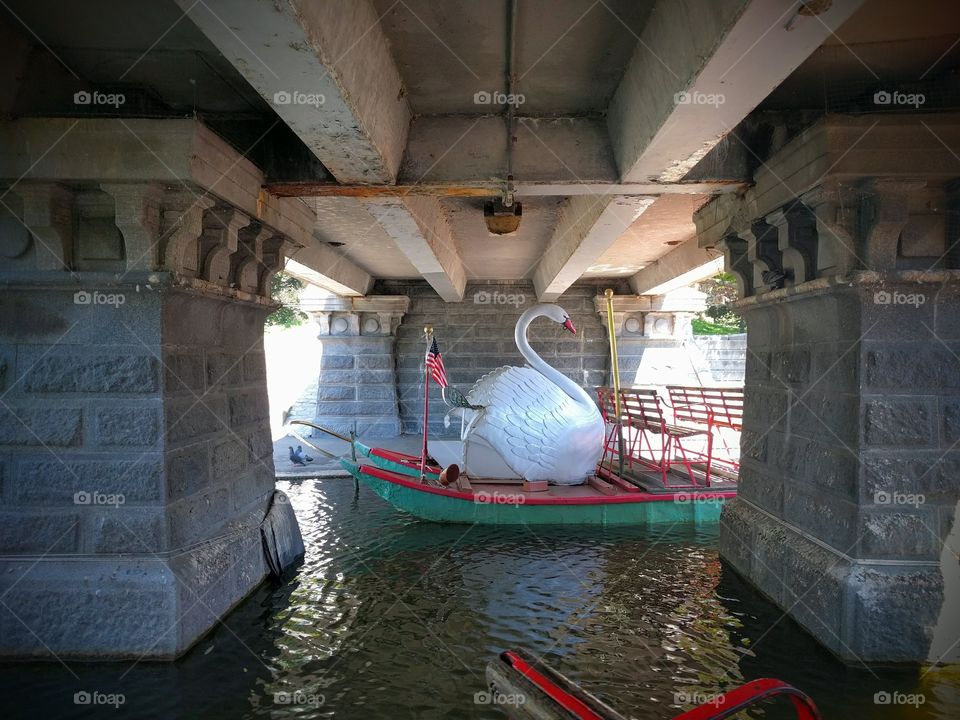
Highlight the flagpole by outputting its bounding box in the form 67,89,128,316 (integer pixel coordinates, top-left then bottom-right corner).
420,324,433,482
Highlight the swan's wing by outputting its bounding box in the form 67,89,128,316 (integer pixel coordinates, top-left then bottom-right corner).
473,366,580,473
467,366,514,407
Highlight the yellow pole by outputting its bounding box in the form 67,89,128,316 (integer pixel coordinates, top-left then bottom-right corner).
604,289,622,414
604,289,625,475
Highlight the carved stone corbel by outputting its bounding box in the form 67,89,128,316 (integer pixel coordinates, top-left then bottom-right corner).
859,178,926,271
199,206,250,286
101,183,164,271
161,191,215,277
234,225,273,294
766,205,818,286
14,183,74,271
742,219,785,292
800,181,860,276
717,233,754,298
258,235,293,297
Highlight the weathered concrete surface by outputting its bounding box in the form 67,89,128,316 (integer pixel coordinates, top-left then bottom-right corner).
534,196,656,302
364,198,466,302
177,0,411,185
630,235,724,295
608,0,865,183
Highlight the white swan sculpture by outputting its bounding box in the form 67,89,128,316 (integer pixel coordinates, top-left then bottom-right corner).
455,303,605,485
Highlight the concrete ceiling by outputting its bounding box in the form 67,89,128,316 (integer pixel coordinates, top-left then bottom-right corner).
7,0,929,299
583,194,711,278
308,198,419,279
373,0,654,115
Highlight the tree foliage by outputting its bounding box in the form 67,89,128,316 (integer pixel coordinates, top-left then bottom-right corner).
266,272,308,328
694,272,744,334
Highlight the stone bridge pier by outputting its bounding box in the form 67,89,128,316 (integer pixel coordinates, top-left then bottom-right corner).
696,114,960,664
0,119,304,658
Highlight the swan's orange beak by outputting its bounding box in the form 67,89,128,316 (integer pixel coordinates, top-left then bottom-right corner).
562,318,577,335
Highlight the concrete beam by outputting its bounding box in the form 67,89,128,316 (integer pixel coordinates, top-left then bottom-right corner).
608,0,865,183
534,196,656,302
364,197,467,302
177,0,410,184
630,236,724,295
284,251,373,297
265,180,744,198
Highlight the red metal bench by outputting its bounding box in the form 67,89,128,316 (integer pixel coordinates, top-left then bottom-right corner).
597,387,713,488
666,386,743,472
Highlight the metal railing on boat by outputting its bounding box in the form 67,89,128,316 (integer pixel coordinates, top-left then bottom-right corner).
486,648,821,720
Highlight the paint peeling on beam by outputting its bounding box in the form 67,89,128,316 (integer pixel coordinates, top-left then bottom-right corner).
265,183,496,198
263,181,748,198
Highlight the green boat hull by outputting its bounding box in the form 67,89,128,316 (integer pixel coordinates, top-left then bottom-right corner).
342,460,729,526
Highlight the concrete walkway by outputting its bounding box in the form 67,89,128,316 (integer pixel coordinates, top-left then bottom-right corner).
273,431,423,478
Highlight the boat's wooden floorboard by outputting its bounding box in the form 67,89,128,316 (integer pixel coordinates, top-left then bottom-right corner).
598,460,738,495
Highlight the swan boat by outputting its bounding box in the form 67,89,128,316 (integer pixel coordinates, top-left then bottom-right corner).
308,301,737,525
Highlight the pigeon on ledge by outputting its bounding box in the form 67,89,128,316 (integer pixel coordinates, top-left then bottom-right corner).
289,445,311,466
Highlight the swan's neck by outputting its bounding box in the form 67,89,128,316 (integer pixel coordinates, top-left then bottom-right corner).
516,305,596,410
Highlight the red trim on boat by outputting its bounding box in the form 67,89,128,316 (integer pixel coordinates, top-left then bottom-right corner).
369,448,441,474
501,651,603,720
671,678,821,720
357,464,737,506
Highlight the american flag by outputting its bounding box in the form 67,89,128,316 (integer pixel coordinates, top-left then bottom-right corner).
425,337,448,388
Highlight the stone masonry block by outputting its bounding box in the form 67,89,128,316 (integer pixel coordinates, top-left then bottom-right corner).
865,347,943,390
863,399,936,447
356,355,394,369
166,443,210,501
320,355,354,370
165,397,227,443
357,385,396,401
95,406,161,447
211,437,248,480
168,488,230,548
15,457,163,505
0,512,78,553
24,355,159,394
772,348,810,385
858,509,940,561
228,391,268,428
164,353,205,394
0,406,82,446
242,352,266,383
317,385,356,401
92,509,166,554
206,353,243,387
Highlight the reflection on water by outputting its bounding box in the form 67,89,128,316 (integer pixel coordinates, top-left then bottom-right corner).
1,478,958,719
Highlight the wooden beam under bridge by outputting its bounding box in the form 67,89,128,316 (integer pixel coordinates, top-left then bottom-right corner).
263,181,746,198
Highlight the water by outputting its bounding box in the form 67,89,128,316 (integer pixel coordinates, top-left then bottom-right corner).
2,478,958,719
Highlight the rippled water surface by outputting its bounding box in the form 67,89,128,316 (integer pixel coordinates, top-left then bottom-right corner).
2,478,958,719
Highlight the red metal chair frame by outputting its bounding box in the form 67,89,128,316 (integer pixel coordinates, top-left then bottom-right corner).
666,386,743,472
619,388,713,488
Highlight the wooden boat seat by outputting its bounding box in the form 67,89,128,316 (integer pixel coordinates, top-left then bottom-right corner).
597,387,716,488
